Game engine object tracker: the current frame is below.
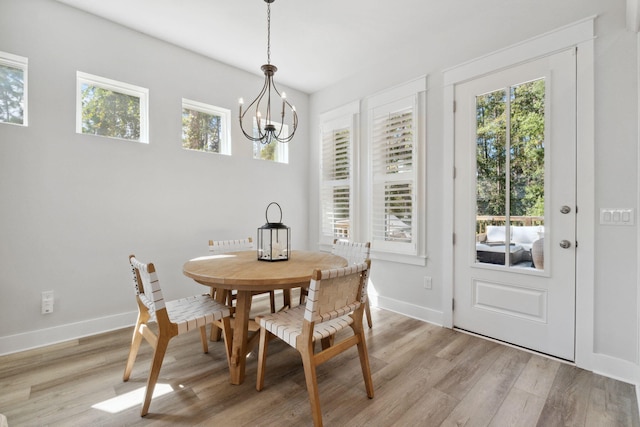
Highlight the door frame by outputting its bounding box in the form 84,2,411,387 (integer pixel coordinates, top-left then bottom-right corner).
442,17,595,370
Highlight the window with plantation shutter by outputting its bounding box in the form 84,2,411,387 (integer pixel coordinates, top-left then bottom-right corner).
319,102,358,244
368,77,425,257
322,127,351,238
372,105,415,247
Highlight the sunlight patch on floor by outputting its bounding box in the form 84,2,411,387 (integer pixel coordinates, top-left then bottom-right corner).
91,383,175,413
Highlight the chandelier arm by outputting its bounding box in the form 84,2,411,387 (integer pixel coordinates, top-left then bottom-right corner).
268,79,288,138
239,76,270,142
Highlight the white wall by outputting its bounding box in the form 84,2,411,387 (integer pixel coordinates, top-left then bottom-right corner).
2,0,638,387
0,0,309,353
309,0,639,383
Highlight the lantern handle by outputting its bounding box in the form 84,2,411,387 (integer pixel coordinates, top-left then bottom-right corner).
265,202,283,224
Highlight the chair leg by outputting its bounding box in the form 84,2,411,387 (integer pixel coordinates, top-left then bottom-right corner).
364,299,373,328
351,318,374,399
320,336,334,350
220,315,233,368
209,288,226,342
269,291,276,313
299,287,308,305
256,327,270,391
300,346,323,427
141,335,170,417
123,313,147,381
199,325,209,353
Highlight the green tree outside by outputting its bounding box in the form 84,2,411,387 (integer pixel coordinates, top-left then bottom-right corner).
81,84,140,140
257,141,276,160
182,109,222,152
476,79,545,220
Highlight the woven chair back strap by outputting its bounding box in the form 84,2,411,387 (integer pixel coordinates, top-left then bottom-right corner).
304,261,369,323
332,240,371,265
209,238,254,254
129,256,165,313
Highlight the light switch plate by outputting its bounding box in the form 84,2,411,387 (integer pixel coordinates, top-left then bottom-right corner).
600,208,634,226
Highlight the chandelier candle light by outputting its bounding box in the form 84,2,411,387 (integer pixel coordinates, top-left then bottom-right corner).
239,0,298,145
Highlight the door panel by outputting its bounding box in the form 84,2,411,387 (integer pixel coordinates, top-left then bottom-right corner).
453,49,576,361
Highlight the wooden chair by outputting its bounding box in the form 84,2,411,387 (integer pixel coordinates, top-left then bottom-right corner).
300,239,373,328
123,255,232,417
208,238,277,341
256,260,374,427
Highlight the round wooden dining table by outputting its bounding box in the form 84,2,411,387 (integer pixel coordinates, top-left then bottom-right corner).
183,250,347,385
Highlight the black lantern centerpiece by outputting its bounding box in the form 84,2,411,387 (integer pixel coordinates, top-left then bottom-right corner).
257,202,290,262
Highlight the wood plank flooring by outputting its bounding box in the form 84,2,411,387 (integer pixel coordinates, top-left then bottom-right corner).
1,298,638,426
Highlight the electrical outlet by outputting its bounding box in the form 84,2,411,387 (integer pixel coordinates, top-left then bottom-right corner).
423,276,432,290
42,290,54,314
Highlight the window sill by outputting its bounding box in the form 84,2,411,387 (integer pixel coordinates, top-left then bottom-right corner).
370,250,427,266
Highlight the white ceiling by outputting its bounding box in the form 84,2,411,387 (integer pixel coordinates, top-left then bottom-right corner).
54,0,511,94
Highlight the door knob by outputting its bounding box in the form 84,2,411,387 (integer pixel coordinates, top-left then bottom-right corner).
560,205,571,214
559,240,571,249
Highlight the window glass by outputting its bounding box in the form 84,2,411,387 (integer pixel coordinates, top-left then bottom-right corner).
253,121,289,163
76,72,148,143
475,79,545,269
0,51,27,126
182,99,231,155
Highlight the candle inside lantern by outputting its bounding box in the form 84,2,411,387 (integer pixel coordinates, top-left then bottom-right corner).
271,242,282,259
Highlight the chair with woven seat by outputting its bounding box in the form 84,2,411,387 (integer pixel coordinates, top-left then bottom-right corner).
123,255,232,417
300,239,373,328
256,260,374,427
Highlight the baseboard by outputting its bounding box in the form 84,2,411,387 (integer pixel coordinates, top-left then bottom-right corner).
637,384,640,421
592,352,640,387
0,311,137,356
592,353,640,417
0,291,287,356
371,294,444,326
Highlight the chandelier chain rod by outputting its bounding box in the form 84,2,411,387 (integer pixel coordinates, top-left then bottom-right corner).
266,2,271,65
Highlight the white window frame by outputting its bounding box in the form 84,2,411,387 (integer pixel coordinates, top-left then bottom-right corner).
0,50,28,127
366,77,427,263
181,98,231,155
319,101,359,247
76,71,149,143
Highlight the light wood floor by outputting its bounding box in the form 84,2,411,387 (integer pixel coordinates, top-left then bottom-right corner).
1,298,638,426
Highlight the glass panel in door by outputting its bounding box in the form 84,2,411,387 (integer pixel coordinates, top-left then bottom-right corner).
475,79,545,270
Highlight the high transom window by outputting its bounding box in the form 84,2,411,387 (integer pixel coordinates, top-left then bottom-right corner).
76,72,149,143
182,99,231,155
0,51,28,126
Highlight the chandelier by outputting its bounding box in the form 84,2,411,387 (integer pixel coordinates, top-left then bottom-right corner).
239,0,298,145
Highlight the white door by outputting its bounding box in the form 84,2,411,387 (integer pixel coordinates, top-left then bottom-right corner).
453,49,576,361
